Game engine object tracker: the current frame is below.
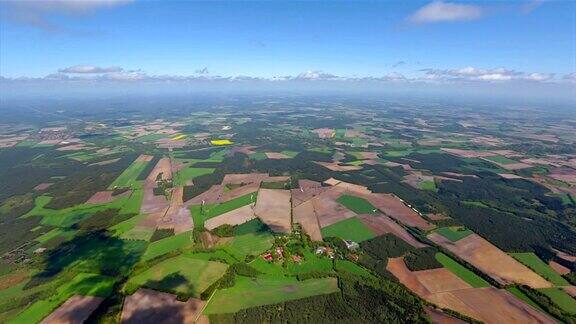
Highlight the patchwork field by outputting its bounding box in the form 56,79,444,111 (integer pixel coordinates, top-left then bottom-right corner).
142,231,194,261
428,233,552,288
39,295,103,324
204,276,339,314
510,252,570,286
108,156,152,189
387,258,554,323
435,227,473,242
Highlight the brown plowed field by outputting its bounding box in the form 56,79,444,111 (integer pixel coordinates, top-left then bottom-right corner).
34,183,54,191
265,152,290,159
293,200,322,241
254,189,292,233
364,193,433,230
358,215,427,248
121,288,205,324
428,233,552,288
312,187,356,228
146,157,172,182
160,187,193,234
135,154,154,162
425,307,467,324
221,184,259,202
428,288,555,324
387,258,554,324
86,190,131,204
204,205,256,231
185,185,223,205
41,295,103,324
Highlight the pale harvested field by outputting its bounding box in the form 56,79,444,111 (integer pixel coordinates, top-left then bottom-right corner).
160,187,193,234
499,162,534,170
554,248,576,262
146,157,172,182
121,288,205,324
387,257,471,297
86,190,131,204
357,151,379,159
549,261,570,275
135,154,154,162
358,214,427,248
254,189,292,233
291,185,327,207
34,183,53,191
315,161,362,171
387,258,554,324
365,193,434,231
441,148,496,158
499,173,524,179
313,128,335,138
427,213,450,221
140,182,169,215
89,158,120,166
229,145,257,156
334,181,372,196
563,286,576,297
265,152,290,159
293,200,322,241
549,167,576,185
56,144,87,151
185,185,223,205
424,308,467,324
222,173,268,185
313,187,356,228
323,178,341,186
429,288,555,324
221,184,259,202
41,295,103,324
204,205,256,231
428,233,552,288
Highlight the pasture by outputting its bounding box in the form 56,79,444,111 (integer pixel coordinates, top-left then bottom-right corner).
435,227,473,242
142,231,194,261
203,276,339,314
125,255,228,297
173,167,215,186
538,288,576,314
9,273,114,324
107,158,150,189
336,194,378,214
321,217,375,242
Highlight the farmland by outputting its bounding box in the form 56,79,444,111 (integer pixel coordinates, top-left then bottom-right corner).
1,98,576,323
204,276,339,314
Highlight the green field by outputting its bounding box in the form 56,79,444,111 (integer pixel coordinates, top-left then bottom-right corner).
320,217,376,242
435,227,473,242
420,180,437,191
538,288,576,314
142,231,194,261
510,253,569,286
220,219,274,259
435,253,490,288
173,167,215,186
24,195,135,227
108,158,150,189
334,260,376,279
9,273,115,324
135,134,168,142
336,195,378,214
125,255,228,297
249,152,267,160
204,276,339,314
248,258,289,277
280,150,299,158
484,155,518,165
190,192,256,228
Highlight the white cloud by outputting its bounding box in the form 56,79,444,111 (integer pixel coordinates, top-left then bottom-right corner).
407,1,483,24
0,65,565,86
59,65,124,74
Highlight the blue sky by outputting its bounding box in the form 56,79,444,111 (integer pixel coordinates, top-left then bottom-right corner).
0,0,575,101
